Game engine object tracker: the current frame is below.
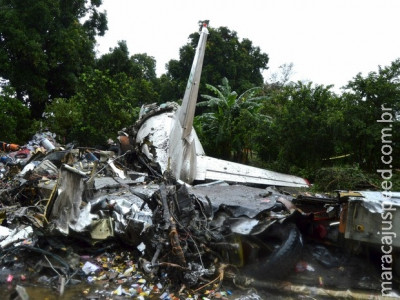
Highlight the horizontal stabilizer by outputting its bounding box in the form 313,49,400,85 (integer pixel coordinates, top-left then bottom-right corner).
195,156,309,188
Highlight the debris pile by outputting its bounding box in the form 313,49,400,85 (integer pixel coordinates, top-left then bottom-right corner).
0,132,398,299
0,132,301,299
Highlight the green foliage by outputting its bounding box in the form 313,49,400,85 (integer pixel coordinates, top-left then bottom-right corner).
43,69,139,146
72,70,140,146
0,86,32,143
254,59,399,185
166,26,269,102
96,41,142,78
96,42,160,105
256,82,345,179
131,53,157,82
157,74,181,104
0,0,107,119
195,78,268,161
42,97,82,144
313,165,370,192
341,59,400,171
368,171,400,191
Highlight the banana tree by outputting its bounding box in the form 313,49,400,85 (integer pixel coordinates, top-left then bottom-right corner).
196,77,269,162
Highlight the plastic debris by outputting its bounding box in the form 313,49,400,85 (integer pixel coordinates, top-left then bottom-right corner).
0,141,20,152
82,261,101,275
7,274,13,283
15,285,29,300
295,261,315,272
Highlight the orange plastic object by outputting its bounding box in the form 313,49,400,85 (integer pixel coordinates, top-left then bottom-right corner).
0,142,20,152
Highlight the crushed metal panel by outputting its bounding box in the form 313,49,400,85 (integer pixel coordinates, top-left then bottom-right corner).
68,203,95,233
345,191,400,248
229,218,260,235
0,225,11,240
168,119,198,183
47,166,85,235
93,177,120,191
117,172,147,184
0,226,33,248
37,179,57,200
135,105,206,183
355,191,400,213
108,160,126,179
69,189,154,245
190,185,284,218
90,218,114,240
108,194,153,246
135,111,174,172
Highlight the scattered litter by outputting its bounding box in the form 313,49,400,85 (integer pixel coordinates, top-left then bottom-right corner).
82,261,101,275
295,261,315,272
15,285,29,300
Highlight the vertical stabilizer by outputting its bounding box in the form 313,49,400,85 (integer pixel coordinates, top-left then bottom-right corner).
168,24,209,182
178,24,209,140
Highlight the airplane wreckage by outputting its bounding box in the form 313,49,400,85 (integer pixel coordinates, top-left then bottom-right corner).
0,24,399,299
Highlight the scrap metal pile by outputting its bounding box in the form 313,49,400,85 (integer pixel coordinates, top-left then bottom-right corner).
0,132,306,299
1,130,400,299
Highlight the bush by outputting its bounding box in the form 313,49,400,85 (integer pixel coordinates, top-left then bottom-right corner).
313,165,370,192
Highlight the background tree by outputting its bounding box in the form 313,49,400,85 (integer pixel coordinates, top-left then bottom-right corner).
341,59,400,171
96,41,159,105
96,41,141,78
195,78,268,161
43,69,139,146
0,85,31,143
255,82,345,179
158,73,181,103
165,25,269,102
131,53,157,82
0,0,107,119
265,63,295,92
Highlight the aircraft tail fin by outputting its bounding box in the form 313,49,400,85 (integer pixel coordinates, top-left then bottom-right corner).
178,23,209,140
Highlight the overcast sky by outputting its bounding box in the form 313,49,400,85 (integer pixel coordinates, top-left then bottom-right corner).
96,0,400,93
